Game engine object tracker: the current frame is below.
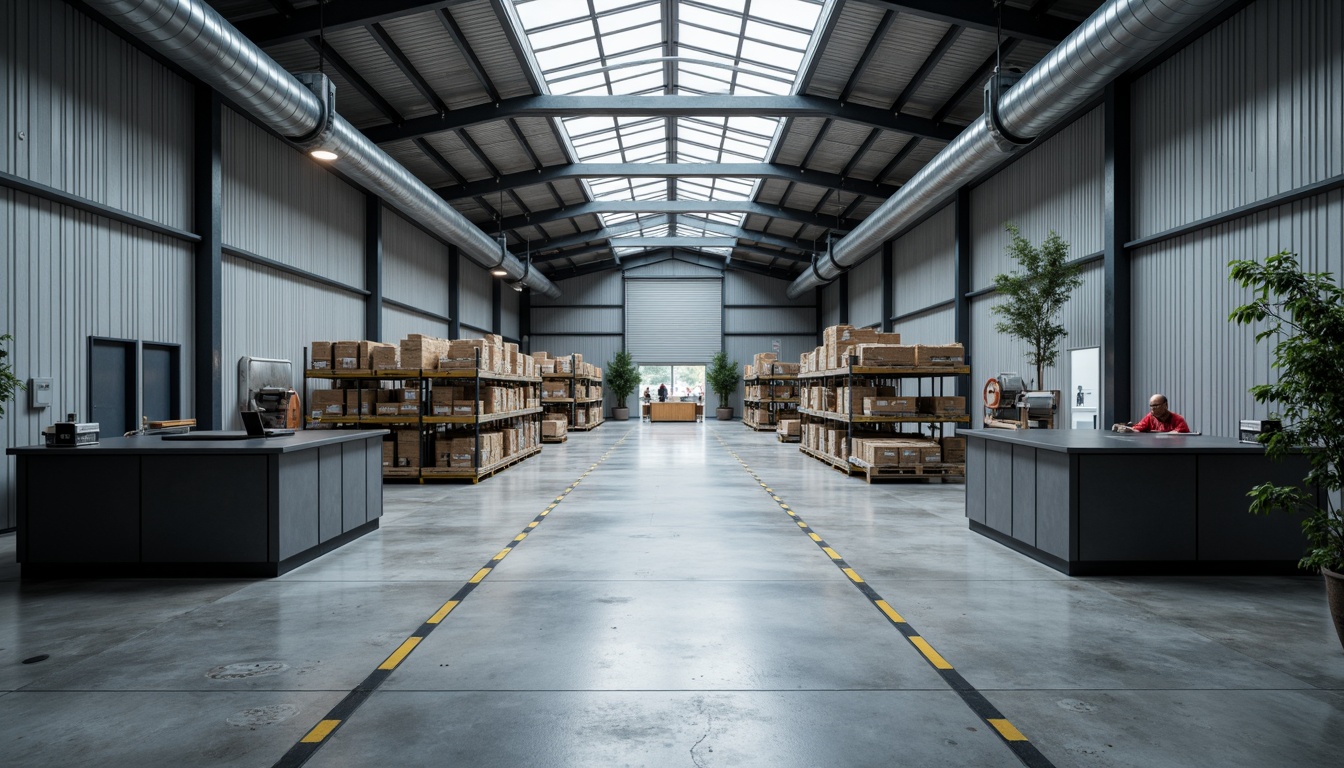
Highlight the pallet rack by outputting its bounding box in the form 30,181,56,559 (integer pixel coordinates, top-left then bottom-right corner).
541,354,604,437
303,349,543,483
797,360,970,482
741,372,799,431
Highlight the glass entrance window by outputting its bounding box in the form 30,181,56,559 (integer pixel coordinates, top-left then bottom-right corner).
639,365,705,401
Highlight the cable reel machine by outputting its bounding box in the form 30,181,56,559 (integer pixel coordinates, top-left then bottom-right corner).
982,373,1058,430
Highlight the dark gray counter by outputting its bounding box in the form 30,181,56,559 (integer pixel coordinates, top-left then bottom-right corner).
8,430,388,577
958,428,1313,575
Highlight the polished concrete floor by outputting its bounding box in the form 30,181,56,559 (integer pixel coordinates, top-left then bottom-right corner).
2,422,1342,767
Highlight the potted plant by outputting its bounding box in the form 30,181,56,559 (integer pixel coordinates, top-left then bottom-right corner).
0,334,24,418
989,224,1083,391
1230,251,1344,650
605,350,640,421
707,350,740,421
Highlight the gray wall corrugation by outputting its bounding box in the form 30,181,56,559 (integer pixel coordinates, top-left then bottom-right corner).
821,282,840,326
892,306,955,346
500,284,519,339
2,192,195,529
1132,190,1343,438
222,259,363,421
724,307,813,335
382,209,450,321
970,106,1104,289
222,108,365,287
723,271,793,305
532,306,622,334
459,260,493,331
1132,0,1344,239
383,305,450,344
849,252,884,327
1,0,193,230
534,271,622,306
892,204,956,316
624,260,723,279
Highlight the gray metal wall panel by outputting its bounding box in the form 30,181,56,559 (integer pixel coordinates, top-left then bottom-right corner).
970,107,1104,290
382,209,450,319
1,0,193,230
624,260,723,279
724,271,796,305
532,307,623,334
625,279,722,363
222,258,363,426
533,271,623,306
459,260,493,331
2,191,195,529
849,253,884,328
382,305,450,344
531,335,623,414
821,282,840,326
724,307,813,335
1132,190,1343,438
892,204,956,316
892,306,955,346
222,108,365,287
500,284,520,339
1132,0,1344,239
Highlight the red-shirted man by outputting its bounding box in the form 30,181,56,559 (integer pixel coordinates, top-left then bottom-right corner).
1112,393,1190,433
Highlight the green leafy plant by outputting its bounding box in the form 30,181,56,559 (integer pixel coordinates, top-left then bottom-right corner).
0,334,25,419
1229,251,1344,573
706,350,741,410
604,350,641,404
990,224,1083,389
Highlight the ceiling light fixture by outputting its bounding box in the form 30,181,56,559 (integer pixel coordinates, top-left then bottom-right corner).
300,1,339,162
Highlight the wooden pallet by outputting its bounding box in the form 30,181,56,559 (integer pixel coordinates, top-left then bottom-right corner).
777,433,800,443
541,434,568,444
799,445,859,475
569,420,604,431
384,445,543,484
743,420,777,431
861,463,966,484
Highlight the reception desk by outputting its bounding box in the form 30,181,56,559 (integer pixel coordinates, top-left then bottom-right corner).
960,429,1314,575
648,401,699,422
7,430,387,577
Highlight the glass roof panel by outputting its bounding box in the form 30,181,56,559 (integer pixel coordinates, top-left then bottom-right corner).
515,0,826,234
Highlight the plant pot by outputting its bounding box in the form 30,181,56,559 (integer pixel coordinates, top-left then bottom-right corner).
1324,568,1344,651
611,407,629,421
716,407,733,420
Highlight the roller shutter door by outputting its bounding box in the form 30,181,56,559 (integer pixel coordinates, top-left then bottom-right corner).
625,278,722,362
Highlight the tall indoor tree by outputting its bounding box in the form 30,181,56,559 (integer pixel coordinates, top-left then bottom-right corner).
990,225,1083,390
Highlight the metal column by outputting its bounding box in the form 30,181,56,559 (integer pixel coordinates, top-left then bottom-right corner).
365,196,383,341
448,245,461,339
881,240,894,333
953,187,972,400
1103,81,1132,428
193,87,222,429
837,271,849,325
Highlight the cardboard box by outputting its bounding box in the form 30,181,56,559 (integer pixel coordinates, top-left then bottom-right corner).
333,341,360,369
369,345,399,370
344,390,375,416
398,387,419,404
917,396,966,415
920,446,943,465
381,440,395,467
310,341,333,370
400,334,445,370
375,402,399,416
777,419,800,437
854,344,916,366
452,401,481,416
863,396,918,415
940,437,966,463
395,430,421,468
310,389,344,417
542,419,566,438
914,343,965,366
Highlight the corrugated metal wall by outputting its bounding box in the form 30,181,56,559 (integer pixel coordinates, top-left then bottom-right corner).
532,306,622,334
1132,0,1344,240
892,307,955,346
222,109,364,286
383,208,450,324
723,271,789,305
821,281,840,326
500,283,519,340
970,106,1105,289
459,261,493,332
383,306,450,343
530,272,624,411
533,271,623,307
849,252,884,327
723,271,816,413
892,204,956,317
2,0,196,529
625,278,723,362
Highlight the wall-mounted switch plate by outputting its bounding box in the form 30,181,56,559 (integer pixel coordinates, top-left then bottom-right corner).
30,377,53,408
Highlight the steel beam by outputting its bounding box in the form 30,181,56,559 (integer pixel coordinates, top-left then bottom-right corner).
1103,81,1132,429
495,200,860,232
365,196,383,341
363,94,964,145
439,162,897,202
236,1,472,47
849,0,1074,44
193,87,223,430
954,187,972,400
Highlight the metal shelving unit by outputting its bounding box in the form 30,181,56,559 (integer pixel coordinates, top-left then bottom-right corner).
741,372,799,432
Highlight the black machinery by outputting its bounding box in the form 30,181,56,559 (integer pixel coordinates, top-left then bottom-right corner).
982,373,1059,430
238,356,299,429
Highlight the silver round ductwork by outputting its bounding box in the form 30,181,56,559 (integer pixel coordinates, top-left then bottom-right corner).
83,0,562,300
786,0,1226,299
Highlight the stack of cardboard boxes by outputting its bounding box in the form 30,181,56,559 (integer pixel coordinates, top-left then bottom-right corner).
309,335,539,377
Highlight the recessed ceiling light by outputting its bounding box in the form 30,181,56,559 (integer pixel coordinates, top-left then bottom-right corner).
309,149,338,161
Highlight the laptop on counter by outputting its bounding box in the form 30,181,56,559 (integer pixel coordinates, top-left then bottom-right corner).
241,410,294,437
160,411,294,441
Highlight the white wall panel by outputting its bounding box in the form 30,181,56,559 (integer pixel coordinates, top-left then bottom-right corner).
222,108,364,287
1132,190,1343,438
222,258,364,425
893,204,956,316
971,107,1104,289
3,193,195,528
534,270,623,306
383,209,450,320
532,306,622,334
1132,0,1344,239
382,306,450,344
459,260,493,331
849,253,884,328
1,0,192,230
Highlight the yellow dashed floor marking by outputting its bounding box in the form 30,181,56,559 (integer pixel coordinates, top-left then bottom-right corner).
823,547,842,560
875,600,906,624
428,600,459,624
469,567,491,583
989,719,1027,741
842,567,864,582
492,548,511,561
910,636,953,669
300,719,341,743
378,637,422,670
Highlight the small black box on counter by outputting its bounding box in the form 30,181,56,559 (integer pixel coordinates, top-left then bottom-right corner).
1239,419,1281,445
44,414,101,447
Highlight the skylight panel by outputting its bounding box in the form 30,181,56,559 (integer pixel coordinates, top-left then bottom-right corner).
534,39,602,73
598,5,661,34
528,20,593,51
516,0,590,28
593,0,657,13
